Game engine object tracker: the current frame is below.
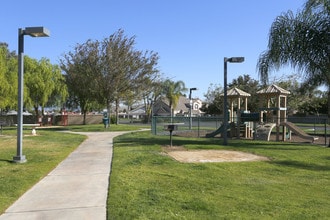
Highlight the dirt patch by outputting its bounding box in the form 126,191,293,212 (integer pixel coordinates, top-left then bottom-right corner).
162,146,270,163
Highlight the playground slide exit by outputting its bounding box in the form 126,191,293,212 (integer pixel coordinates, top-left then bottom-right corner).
205,124,228,138
280,121,318,143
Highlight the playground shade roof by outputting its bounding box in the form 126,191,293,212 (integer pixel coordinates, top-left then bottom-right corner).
257,84,290,95
221,87,251,97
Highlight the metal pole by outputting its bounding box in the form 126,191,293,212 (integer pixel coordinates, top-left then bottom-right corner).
189,90,192,130
325,118,327,147
13,28,26,163
170,130,173,146
223,58,228,145
198,116,200,138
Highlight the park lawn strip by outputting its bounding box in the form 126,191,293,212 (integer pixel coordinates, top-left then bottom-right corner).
45,123,150,132
107,131,330,219
0,124,146,214
0,130,86,214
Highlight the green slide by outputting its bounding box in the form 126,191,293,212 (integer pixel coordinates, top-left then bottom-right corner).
206,124,228,138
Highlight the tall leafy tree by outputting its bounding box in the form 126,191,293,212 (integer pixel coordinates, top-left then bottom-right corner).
61,40,100,124
141,78,163,122
25,57,68,118
202,83,223,115
162,79,187,117
228,74,261,112
269,74,307,115
98,30,159,123
61,30,160,124
45,64,69,111
257,0,330,115
298,89,327,114
203,75,260,115
0,43,17,111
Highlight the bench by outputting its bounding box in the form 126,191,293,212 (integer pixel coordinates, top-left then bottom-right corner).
14,124,40,135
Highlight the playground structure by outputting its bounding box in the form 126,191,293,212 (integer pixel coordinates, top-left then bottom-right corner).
227,87,253,139
206,87,251,138
256,84,290,141
206,84,318,143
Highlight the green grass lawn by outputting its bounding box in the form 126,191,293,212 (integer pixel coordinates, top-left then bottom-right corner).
1,125,329,219
44,123,150,132
0,129,86,214
108,131,330,219
0,123,146,214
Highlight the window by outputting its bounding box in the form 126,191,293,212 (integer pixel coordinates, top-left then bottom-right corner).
194,103,199,110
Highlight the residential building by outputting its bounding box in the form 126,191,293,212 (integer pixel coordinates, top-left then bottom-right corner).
152,96,203,117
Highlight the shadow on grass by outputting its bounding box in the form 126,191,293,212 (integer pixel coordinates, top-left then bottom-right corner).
228,140,315,151
113,129,326,149
114,132,311,151
115,134,217,148
41,127,69,131
0,158,14,163
271,160,330,171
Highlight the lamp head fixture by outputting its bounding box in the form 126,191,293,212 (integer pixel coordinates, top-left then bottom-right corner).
23,27,50,37
227,57,244,63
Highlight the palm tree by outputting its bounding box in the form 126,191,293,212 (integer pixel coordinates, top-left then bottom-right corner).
257,0,330,115
162,79,187,118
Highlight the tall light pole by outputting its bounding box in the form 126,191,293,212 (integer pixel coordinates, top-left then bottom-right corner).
13,27,50,163
223,57,244,145
189,88,197,130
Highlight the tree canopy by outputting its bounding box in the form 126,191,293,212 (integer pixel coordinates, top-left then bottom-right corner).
0,44,17,110
257,0,330,114
203,73,327,116
161,79,187,117
24,57,68,117
0,43,65,116
61,29,160,123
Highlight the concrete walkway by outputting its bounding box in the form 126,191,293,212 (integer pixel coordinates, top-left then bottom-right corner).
0,131,128,220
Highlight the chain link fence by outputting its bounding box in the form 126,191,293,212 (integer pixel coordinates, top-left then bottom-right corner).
151,115,330,146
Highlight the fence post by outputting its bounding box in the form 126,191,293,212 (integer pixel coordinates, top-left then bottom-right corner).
151,116,156,135
198,117,200,138
326,118,328,147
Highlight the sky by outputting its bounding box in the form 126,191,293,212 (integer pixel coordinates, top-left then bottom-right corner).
1,0,306,100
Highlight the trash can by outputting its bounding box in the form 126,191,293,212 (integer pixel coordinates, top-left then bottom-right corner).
103,112,109,128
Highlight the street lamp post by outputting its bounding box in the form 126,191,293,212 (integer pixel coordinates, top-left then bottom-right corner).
13,27,50,163
223,57,244,145
189,88,197,130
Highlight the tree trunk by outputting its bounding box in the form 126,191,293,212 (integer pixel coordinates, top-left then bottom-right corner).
115,99,119,125
34,105,39,124
83,112,87,125
106,99,111,126
328,90,330,118
327,90,330,147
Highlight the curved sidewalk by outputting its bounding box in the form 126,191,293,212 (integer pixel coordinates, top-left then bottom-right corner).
0,131,128,220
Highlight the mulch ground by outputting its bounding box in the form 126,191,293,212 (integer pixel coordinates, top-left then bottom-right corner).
174,130,328,147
